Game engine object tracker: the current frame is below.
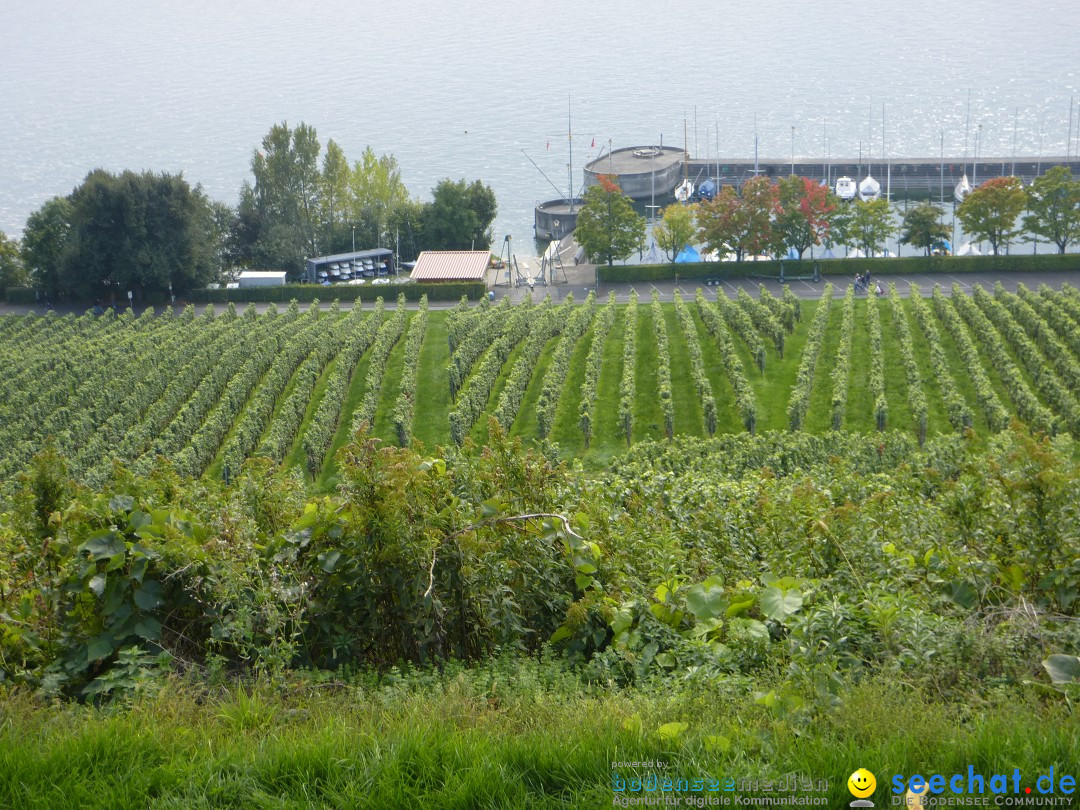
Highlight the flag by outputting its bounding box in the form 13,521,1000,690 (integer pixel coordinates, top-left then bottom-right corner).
546,142,550,150
591,137,595,148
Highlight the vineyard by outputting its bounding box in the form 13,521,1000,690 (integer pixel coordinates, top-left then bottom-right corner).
3,282,1080,487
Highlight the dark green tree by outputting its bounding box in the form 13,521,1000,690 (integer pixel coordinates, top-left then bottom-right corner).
574,175,646,266
1023,166,1080,253
240,121,323,275
21,196,72,301
60,169,221,300
899,202,950,256
422,178,497,250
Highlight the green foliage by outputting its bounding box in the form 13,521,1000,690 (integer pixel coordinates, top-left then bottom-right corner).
650,291,675,439
886,285,928,443
574,176,646,266
536,292,597,439
20,196,71,301
737,288,784,357
830,286,855,429
774,175,836,259
696,290,756,432
617,291,639,445
787,283,834,430
492,297,567,430
352,296,409,431
957,176,1027,255
899,202,950,256
188,281,485,303
696,175,777,261
1023,166,1080,253
716,292,766,374
849,198,896,257
392,296,430,446
653,203,697,261
866,291,888,431
422,178,497,250
907,284,973,431
0,230,26,295
673,292,717,436
579,292,617,448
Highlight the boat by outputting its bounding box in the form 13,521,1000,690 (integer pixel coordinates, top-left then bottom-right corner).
956,241,981,256
954,174,973,203
674,178,694,203
696,177,717,201
858,174,881,202
835,176,857,200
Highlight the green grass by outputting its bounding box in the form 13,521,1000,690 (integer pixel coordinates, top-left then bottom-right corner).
510,335,560,440
411,312,451,451
588,308,627,465
846,300,874,433
689,306,743,435
547,321,596,456
803,302,843,433
315,349,374,489
370,312,413,445
1,665,1076,809
284,354,341,471
632,306,665,444
663,305,705,438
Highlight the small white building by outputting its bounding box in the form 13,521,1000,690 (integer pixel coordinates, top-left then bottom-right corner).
237,270,287,288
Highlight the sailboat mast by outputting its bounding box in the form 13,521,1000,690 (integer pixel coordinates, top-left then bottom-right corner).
568,95,574,214
883,103,890,201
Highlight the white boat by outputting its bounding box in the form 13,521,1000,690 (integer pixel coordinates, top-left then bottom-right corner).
858,174,881,202
674,178,694,203
835,176,857,200
956,241,982,256
954,174,973,203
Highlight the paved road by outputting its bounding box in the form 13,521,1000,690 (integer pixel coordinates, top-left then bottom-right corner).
2,269,1077,317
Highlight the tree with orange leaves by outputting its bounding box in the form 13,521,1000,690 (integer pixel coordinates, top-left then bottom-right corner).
695,175,778,261
775,175,836,259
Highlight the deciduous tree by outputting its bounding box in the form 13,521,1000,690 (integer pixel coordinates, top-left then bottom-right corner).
956,176,1026,255
21,196,71,301
775,176,835,259
899,202,950,256
1022,166,1080,254
849,198,896,257
422,178,497,250
653,203,697,262
696,176,777,261
573,176,646,266
0,231,26,294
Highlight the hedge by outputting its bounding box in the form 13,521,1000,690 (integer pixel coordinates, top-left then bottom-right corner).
596,252,1080,283
3,287,40,305
185,281,485,304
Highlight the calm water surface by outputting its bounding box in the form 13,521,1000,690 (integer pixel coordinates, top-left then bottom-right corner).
2,0,1078,248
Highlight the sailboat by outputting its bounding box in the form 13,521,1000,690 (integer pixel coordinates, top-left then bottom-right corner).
858,174,881,201
858,105,880,201
954,174,973,203
674,117,694,202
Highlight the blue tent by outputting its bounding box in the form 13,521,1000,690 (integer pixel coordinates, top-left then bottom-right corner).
675,244,700,263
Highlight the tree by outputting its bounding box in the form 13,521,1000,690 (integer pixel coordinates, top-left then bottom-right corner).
695,175,777,261
899,202,950,256
0,231,26,294
60,169,221,300
241,121,323,274
849,198,896,257
956,176,1026,255
1023,166,1080,254
653,203,697,261
573,175,646,266
349,146,410,250
21,196,71,301
824,196,853,252
319,139,351,252
775,176,836,259
421,178,498,251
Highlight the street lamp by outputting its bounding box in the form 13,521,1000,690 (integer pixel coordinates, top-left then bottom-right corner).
351,225,356,253
791,125,796,175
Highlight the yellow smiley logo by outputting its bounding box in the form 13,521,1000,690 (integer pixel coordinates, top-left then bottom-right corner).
848,768,877,799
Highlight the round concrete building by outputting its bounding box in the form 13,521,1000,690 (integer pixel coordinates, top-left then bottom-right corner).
583,146,685,200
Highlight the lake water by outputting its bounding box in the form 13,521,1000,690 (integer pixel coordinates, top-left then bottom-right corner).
2,0,1078,253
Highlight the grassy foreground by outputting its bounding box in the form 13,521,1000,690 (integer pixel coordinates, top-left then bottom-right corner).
1,658,1077,809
